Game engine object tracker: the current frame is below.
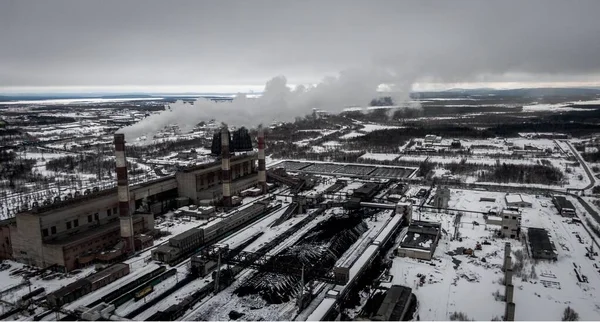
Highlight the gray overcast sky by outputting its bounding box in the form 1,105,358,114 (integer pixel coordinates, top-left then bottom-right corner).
2,0,600,92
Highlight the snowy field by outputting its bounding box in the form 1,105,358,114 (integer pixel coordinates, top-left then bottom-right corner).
386,189,600,321
359,153,400,161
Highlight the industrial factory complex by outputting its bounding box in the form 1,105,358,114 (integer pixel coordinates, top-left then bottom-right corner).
0,117,599,321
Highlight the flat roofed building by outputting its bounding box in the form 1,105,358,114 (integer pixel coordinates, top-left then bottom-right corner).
552,195,576,217
505,194,532,208
527,227,557,260
371,285,415,321
176,153,258,204
500,209,521,239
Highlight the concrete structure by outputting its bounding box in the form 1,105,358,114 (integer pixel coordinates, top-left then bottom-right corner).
0,218,15,260
501,209,521,239
257,126,267,194
552,195,576,217
527,227,557,260
176,153,258,204
502,242,511,272
114,133,134,254
433,186,450,209
221,127,232,207
397,220,441,260
505,194,532,208
11,202,150,272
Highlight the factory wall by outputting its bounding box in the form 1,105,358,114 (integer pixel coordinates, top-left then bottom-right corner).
0,220,14,260
13,213,146,272
177,154,258,204
12,213,46,268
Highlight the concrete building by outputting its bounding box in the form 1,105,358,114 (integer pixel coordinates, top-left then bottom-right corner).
501,209,521,239
371,285,415,321
505,194,532,208
11,192,154,272
527,227,557,261
176,153,258,204
433,186,450,209
397,220,441,260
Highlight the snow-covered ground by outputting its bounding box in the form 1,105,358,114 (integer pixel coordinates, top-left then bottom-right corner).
359,153,400,161
0,97,165,105
386,189,600,321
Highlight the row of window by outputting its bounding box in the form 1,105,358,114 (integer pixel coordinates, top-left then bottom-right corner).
42,226,57,237
42,207,118,237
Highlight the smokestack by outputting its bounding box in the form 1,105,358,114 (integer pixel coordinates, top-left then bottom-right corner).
257,126,267,194
221,127,232,207
114,133,134,254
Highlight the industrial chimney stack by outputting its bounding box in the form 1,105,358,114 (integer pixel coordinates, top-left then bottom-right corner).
114,133,134,254
221,126,232,207
257,126,267,194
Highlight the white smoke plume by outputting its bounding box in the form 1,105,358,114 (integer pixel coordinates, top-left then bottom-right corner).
118,67,418,140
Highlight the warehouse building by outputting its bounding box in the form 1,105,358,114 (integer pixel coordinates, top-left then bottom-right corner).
505,194,532,208
552,195,576,217
527,228,557,261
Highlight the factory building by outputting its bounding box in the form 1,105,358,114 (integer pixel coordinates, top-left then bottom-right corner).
552,195,576,217
176,153,259,205
8,128,265,271
10,191,154,272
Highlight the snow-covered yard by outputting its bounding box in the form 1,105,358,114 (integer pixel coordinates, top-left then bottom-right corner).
386,190,600,320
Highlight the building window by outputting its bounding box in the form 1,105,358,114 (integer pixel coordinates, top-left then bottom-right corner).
113,207,117,215
512,216,517,220
42,228,49,237
66,221,72,229
88,215,92,223
94,213,99,221
503,226,508,230
107,209,112,216
504,216,509,219
51,226,56,234
74,219,79,227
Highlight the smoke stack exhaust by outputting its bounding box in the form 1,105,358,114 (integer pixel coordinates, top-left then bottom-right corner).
221,126,232,207
114,133,134,254
257,126,267,194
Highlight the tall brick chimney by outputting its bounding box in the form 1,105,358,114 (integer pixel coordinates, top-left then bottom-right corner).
114,133,134,254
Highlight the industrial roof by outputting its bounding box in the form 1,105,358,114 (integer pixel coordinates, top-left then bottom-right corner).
527,227,556,258
86,263,129,284
170,228,202,242
553,195,576,210
505,194,532,205
372,285,413,321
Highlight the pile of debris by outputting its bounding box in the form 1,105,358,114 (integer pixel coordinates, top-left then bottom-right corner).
235,215,368,303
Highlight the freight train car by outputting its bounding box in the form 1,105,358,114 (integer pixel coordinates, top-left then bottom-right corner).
110,268,176,307
151,201,280,265
47,263,130,308
87,266,166,308
134,285,153,301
